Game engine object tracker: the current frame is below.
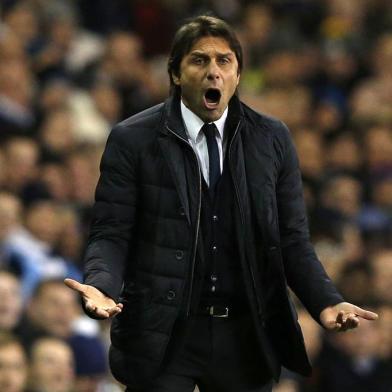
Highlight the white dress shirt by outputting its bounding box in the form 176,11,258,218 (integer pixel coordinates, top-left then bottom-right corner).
180,100,228,186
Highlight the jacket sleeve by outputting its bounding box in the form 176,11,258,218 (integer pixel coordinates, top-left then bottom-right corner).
83,124,138,302
275,122,344,323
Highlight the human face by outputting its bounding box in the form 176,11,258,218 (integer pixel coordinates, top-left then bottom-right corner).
31,339,75,392
172,36,240,122
0,272,22,330
0,343,27,392
30,283,79,338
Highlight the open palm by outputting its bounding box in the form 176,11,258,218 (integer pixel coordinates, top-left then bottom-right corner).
64,278,123,319
320,302,378,332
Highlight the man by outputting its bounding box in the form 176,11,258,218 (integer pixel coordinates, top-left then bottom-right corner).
65,15,378,392
0,269,23,333
27,337,75,392
18,279,80,348
0,333,28,392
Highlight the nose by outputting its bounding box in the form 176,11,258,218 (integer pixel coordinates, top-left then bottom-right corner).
206,60,220,80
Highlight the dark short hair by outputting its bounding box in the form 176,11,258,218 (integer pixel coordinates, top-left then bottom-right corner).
168,15,243,94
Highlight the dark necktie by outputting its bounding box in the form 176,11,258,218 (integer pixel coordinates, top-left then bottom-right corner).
201,123,220,190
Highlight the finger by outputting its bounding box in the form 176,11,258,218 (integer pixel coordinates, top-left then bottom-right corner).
344,315,360,330
64,278,86,294
336,310,344,324
337,322,352,332
106,306,122,317
349,317,360,329
85,300,110,319
332,322,342,331
352,306,379,321
94,307,110,319
341,312,354,324
85,300,97,314
109,302,123,314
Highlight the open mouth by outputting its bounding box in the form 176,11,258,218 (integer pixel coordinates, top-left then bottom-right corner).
204,88,221,109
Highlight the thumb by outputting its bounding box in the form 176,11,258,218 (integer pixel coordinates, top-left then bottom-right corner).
64,278,86,295
352,305,378,321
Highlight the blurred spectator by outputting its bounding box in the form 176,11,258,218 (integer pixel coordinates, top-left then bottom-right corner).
0,333,28,392
68,82,120,144
36,78,71,119
242,87,312,130
2,2,40,53
370,249,392,304
2,137,40,198
39,161,70,202
239,3,274,69
38,108,76,160
56,206,84,265
319,175,362,220
71,334,109,392
79,31,159,118
27,337,75,392
65,145,101,207
1,195,81,298
350,33,392,126
17,278,106,386
371,176,392,214
324,132,363,176
0,269,23,333
0,29,27,63
336,262,372,305
0,191,41,299
316,317,392,392
321,0,369,50
363,125,392,173
0,149,6,187
293,129,324,183
376,303,392,360
312,98,346,137
24,200,63,248
18,279,81,347
31,4,104,83
0,60,35,139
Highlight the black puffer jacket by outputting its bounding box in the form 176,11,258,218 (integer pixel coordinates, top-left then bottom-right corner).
83,94,343,388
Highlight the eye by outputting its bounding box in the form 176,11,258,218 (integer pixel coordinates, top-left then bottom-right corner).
218,57,231,65
192,57,204,65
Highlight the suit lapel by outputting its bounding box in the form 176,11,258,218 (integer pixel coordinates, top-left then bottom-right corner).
158,95,193,225
158,134,191,225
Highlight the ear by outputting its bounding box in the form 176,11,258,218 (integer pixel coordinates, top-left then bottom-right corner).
236,73,240,86
172,72,181,86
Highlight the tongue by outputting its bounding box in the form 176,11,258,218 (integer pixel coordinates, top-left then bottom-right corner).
204,90,220,109
204,96,219,109
206,96,217,104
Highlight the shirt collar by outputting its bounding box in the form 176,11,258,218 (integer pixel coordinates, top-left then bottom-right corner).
180,100,228,143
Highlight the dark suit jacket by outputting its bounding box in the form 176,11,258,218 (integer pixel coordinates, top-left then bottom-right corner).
83,93,344,388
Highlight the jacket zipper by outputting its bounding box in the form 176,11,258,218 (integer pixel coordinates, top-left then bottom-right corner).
165,125,202,316
228,121,263,316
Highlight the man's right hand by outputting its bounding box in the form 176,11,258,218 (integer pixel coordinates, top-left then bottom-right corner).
64,278,123,319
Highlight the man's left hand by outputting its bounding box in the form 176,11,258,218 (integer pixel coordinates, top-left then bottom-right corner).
320,302,378,332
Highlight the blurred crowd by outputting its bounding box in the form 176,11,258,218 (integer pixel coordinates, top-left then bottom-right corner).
0,0,391,391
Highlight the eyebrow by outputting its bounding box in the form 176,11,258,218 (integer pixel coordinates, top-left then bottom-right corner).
190,51,235,57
